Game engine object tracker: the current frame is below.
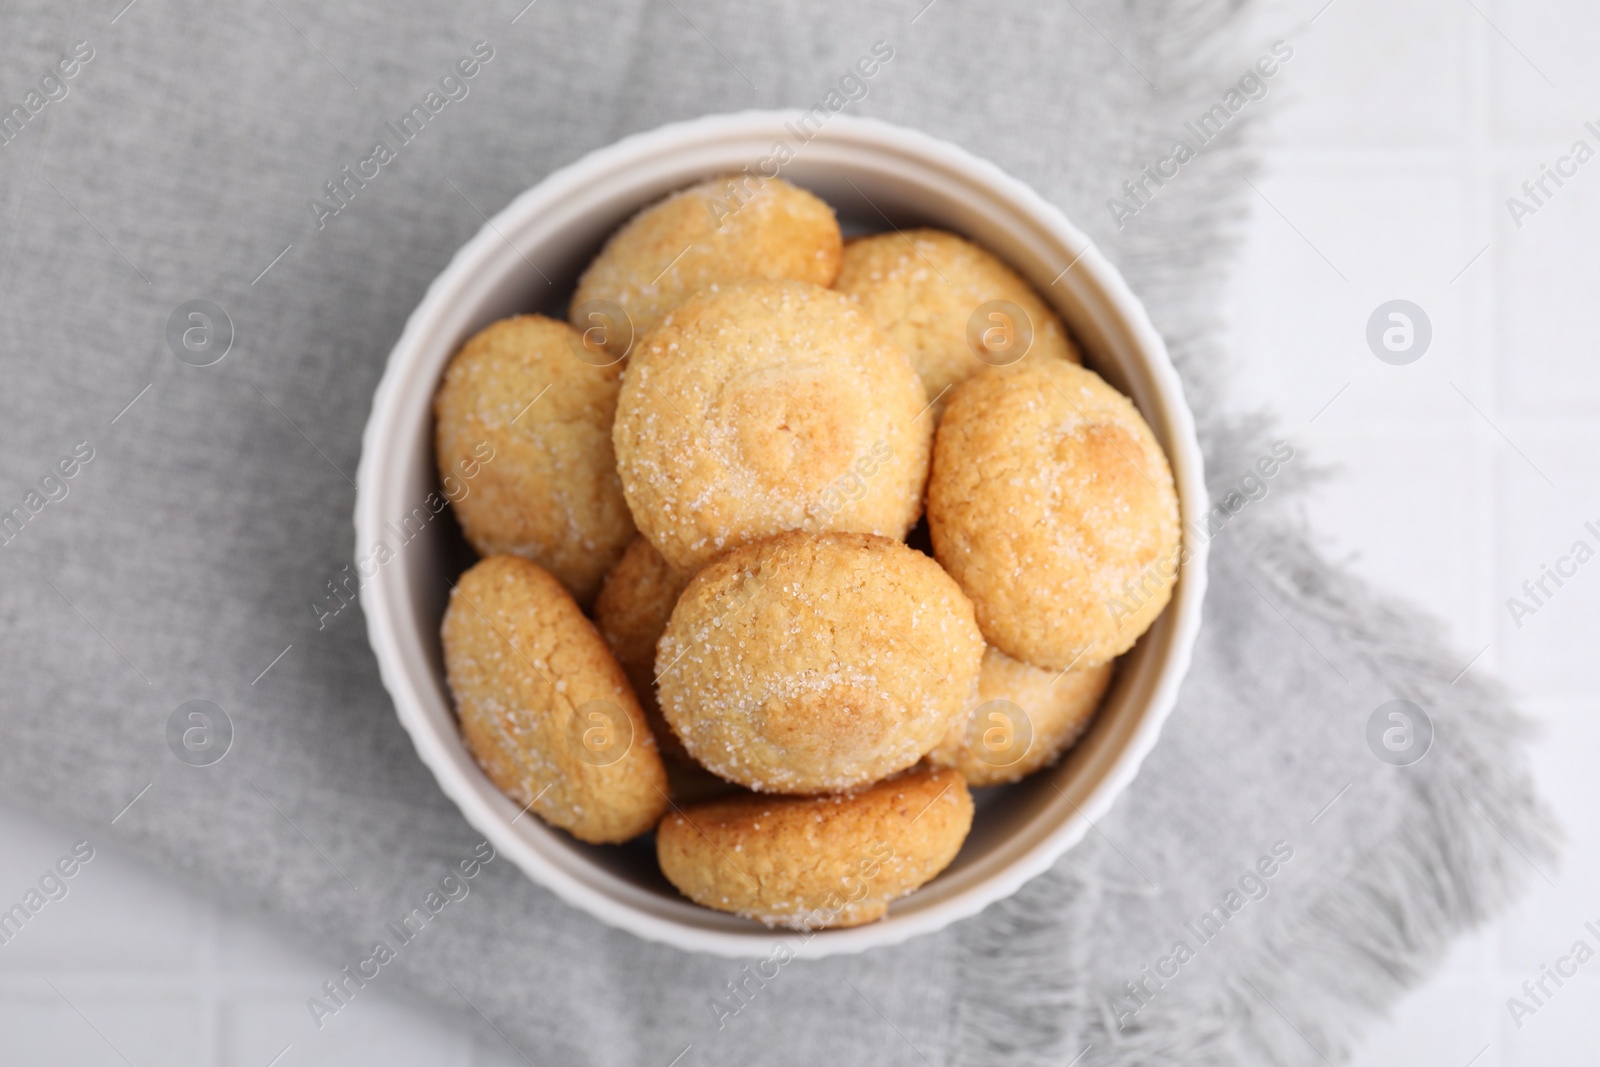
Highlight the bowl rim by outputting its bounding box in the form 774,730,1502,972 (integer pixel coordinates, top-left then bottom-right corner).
354,109,1208,957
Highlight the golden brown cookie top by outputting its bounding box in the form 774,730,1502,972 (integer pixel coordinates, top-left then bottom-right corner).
593,535,694,762
594,535,691,673
835,228,1078,413
655,764,973,928
441,554,668,843
433,314,634,605
655,531,984,794
929,647,1114,786
612,280,931,572
571,174,842,354
928,360,1181,669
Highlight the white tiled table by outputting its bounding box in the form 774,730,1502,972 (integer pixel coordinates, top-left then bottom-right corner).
1228,0,1600,1062
3,1,1597,1062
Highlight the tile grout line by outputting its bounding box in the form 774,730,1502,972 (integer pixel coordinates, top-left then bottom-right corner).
1467,0,1504,1008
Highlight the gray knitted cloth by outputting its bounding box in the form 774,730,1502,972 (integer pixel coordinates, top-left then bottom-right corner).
0,0,1554,1063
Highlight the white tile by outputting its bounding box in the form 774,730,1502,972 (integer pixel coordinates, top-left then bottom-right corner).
1438,925,1502,981
1496,700,1600,976
1346,966,1501,1067
216,913,340,984
1223,160,1485,426
1493,156,1600,417
1499,955,1600,1066
1343,925,1503,1067
74,995,208,1067
1494,443,1600,700
1272,0,1470,150
0,995,137,1067
222,992,472,1067
1292,426,1494,653
0,809,202,973
1489,0,1600,144
0,993,205,1067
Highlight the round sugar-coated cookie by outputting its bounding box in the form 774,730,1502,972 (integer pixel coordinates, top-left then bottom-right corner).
441,555,668,844
593,536,694,761
835,228,1078,414
434,314,634,606
928,360,1181,669
571,174,842,355
929,647,1114,786
656,531,984,794
612,280,932,572
656,764,973,928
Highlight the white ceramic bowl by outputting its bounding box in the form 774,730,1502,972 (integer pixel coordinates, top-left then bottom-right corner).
354,111,1207,958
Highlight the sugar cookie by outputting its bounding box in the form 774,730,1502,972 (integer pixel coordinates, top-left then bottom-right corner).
656,531,983,794
442,555,668,843
613,280,931,572
835,228,1077,414
593,535,693,761
929,648,1114,786
434,315,634,605
928,360,1180,668
656,765,972,928
571,174,841,355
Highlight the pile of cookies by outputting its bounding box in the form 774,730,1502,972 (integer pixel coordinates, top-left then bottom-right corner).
434,174,1180,930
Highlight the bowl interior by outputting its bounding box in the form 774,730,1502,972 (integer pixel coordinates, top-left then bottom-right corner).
360,114,1205,956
